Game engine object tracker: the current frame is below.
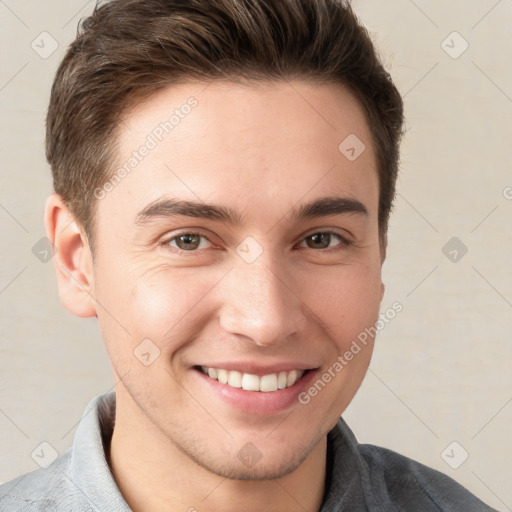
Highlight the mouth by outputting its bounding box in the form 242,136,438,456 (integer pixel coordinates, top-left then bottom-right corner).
192,364,319,415
196,366,308,392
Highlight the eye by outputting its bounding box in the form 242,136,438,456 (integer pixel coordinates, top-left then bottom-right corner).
162,230,352,254
165,232,213,251
298,231,352,250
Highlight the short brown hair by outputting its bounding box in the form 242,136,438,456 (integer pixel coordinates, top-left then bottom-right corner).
46,0,404,255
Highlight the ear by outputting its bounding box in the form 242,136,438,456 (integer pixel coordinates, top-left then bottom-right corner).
44,193,97,318
380,231,388,264
379,232,387,301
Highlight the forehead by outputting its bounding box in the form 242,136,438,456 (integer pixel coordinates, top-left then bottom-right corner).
98,80,378,230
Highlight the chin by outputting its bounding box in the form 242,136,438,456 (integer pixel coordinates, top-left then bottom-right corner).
197,448,310,481
182,425,325,482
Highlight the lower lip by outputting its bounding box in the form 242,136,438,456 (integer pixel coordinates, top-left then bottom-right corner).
194,368,318,415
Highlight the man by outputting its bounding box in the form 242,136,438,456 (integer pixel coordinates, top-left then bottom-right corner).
0,0,497,510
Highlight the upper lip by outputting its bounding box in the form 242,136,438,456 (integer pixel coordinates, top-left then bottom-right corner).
194,362,318,376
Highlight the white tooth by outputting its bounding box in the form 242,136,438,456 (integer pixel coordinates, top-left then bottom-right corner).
208,368,304,391
228,370,242,388
260,373,278,392
217,369,228,384
241,373,260,391
287,370,298,387
277,371,288,389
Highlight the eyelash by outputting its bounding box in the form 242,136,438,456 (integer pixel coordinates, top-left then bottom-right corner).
162,230,354,254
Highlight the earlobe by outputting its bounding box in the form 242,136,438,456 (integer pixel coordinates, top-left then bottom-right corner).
44,193,97,318
380,232,388,264
379,234,386,302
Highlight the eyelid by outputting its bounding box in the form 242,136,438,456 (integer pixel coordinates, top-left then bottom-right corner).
303,225,355,240
162,230,216,253
296,230,354,250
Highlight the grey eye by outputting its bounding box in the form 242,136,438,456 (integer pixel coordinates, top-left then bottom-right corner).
303,232,342,250
168,233,210,251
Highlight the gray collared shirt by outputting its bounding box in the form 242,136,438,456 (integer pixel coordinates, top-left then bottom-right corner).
0,391,497,511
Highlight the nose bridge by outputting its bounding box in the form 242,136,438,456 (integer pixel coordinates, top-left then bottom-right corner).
219,249,305,346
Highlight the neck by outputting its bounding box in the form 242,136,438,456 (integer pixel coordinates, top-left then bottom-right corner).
107,390,327,512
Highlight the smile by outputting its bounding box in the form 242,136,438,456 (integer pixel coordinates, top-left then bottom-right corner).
199,366,306,392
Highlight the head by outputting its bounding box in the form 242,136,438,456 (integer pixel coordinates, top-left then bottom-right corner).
45,0,403,480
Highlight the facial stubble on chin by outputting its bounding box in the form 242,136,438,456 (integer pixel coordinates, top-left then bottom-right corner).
125,380,328,482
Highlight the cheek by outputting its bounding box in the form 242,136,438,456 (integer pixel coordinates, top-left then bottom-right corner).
302,261,383,349
92,259,212,358
125,267,222,347
294,262,382,426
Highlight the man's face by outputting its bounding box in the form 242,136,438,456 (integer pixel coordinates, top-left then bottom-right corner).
90,80,383,479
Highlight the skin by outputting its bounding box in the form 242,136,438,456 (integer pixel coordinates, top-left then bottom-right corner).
46,80,385,512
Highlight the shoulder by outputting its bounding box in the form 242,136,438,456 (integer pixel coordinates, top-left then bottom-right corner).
359,443,497,511
0,449,78,511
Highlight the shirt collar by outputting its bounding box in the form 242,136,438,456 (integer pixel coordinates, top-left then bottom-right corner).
68,391,131,511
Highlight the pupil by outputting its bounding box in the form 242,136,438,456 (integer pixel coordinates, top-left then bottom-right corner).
310,233,329,249
178,234,200,250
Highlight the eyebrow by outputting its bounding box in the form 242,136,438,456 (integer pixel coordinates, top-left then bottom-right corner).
135,195,368,225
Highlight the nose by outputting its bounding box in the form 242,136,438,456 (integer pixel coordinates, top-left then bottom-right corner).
218,253,308,347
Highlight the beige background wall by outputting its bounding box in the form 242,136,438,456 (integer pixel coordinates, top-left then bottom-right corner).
0,1,511,510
